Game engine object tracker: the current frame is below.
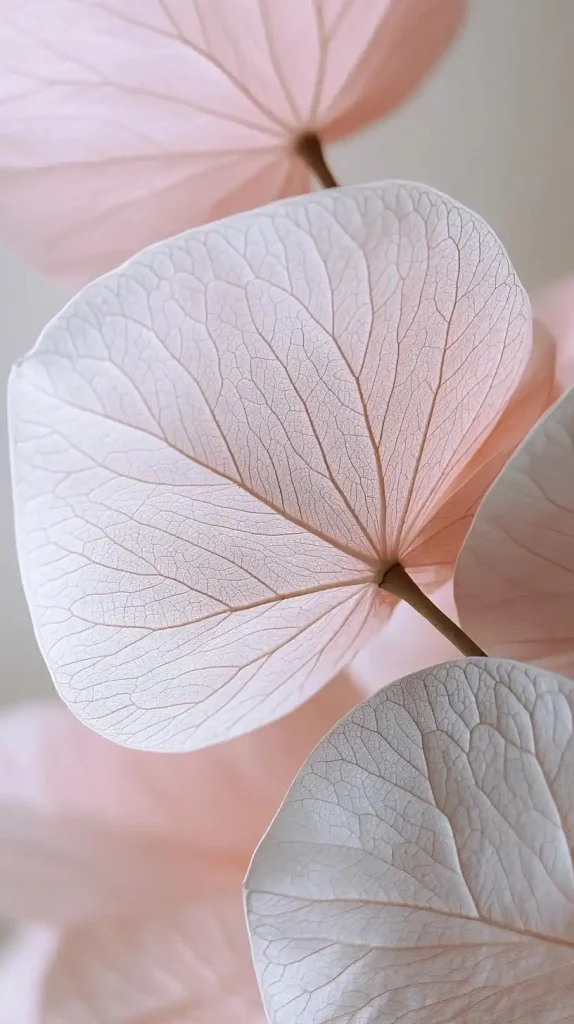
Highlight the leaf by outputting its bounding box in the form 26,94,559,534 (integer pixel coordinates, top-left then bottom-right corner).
245,658,574,1024
0,678,357,921
43,897,267,1024
534,274,574,395
0,685,356,1019
455,388,574,673
0,805,240,925
351,326,555,698
401,318,555,589
0,0,463,281
9,182,531,750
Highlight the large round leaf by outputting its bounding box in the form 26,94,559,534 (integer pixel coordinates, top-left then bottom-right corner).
9,183,531,749
246,658,574,1023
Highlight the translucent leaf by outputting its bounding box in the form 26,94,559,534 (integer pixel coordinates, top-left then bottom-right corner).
9,182,531,749
0,0,463,281
245,658,574,1023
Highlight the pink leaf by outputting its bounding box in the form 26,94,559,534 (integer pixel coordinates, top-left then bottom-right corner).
351,327,554,698
43,899,266,1024
402,319,555,589
534,274,574,394
0,804,239,925
245,658,574,1023
9,183,531,749
455,388,574,674
0,676,357,921
0,681,357,1019
0,0,463,282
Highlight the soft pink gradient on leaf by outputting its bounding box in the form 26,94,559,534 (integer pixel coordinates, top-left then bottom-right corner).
455,388,574,677
534,274,574,394
0,675,356,1021
0,0,464,282
9,183,532,750
246,658,574,1023
353,325,554,693
398,318,555,589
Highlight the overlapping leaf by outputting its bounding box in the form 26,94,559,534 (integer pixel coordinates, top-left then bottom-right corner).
0,0,463,280
0,679,356,919
44,900,265,1024
246,658,574,1023
455,388,574,674
0,679,357,1020
535,274,574,393
9,183,531,749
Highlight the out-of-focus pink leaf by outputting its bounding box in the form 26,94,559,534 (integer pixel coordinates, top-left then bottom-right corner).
0,0,464,281
9,183,531,749
0,807,233,925
43,898,266,1024
245,658,574,1023
0,682,357,1018
455,388,574,675
534,274,574,394
0,676,357,921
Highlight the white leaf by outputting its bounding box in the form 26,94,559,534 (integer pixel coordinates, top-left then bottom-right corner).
245,658,574,1023
9,182,530,749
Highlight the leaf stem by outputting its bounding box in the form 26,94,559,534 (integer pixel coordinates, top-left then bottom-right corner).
295,132,339,189
380,563,487,657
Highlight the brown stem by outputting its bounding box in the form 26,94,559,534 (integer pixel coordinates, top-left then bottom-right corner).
295,132,338,189
380,563,487,658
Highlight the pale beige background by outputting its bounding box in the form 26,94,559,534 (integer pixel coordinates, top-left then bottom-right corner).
1,0,573,706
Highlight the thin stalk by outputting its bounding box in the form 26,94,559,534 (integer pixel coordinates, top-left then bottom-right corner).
295,132,338,189
380,563,486,658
